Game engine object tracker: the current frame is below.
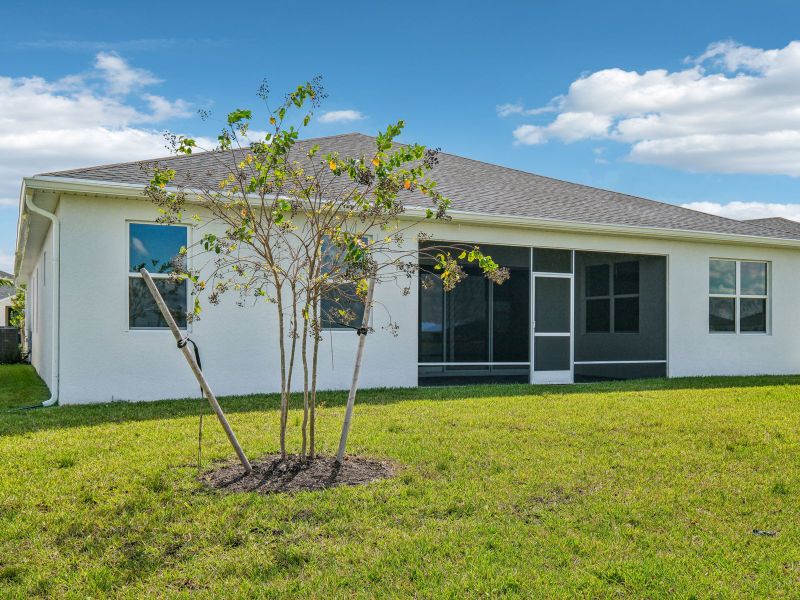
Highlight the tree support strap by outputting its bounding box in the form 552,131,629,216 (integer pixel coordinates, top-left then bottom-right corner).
331,321,370,336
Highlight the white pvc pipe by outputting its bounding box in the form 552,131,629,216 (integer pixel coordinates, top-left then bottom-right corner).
24,192,59,407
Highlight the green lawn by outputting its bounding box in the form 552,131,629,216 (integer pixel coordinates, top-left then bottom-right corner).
1,366,799,597
0,363,51,410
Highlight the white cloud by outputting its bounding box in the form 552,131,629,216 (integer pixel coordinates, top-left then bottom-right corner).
131,237,148,256
318,109,365,124
0,58,199,203
681,200,800,221
0,53,204,272
497,97,563,117
502,40,800,177
94,52,160,95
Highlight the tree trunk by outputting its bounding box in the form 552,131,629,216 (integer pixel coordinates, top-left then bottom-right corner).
300,302,310,462
284,283,300,460
275,282,289,460
335,276,377,465
310,301,320,460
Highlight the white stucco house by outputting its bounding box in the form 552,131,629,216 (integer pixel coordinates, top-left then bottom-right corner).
13,133,800,405
0,271,14,327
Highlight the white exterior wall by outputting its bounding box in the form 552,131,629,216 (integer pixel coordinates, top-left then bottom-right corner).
57,193,415,404
26,219,56,391
47,192,800,404
0,297,12,326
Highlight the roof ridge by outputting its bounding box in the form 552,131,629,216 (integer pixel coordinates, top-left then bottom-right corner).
38,132,379,177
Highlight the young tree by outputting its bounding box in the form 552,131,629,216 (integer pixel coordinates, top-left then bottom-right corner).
9,285,25,329
145,79,508,463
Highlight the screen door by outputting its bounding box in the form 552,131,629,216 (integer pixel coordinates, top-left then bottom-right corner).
531,274,573,384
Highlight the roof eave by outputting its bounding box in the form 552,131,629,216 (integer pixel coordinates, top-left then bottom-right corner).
404,207,800,249
23,175,800,250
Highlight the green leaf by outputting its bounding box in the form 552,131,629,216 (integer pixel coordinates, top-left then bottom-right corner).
227,109,252,126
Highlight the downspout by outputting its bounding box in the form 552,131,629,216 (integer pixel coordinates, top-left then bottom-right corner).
25,191,59,407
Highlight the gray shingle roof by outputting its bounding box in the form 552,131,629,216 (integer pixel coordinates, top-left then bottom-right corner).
39,132,800,240
745,217,800,236
0,270,14,300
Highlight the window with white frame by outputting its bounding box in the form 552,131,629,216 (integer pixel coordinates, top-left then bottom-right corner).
128,223,188,329
709,259,768,333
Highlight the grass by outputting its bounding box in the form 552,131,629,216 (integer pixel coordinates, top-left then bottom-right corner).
0,363,50,409
1,366,799,597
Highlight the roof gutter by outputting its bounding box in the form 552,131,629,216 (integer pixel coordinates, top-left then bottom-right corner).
22,174,800,250
23,190,60,407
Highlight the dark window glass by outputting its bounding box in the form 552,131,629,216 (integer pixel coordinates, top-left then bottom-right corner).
709,259,736,294
129,278,187,328
535,277,570,333
534,336,571,371
532,248,572,273
740,262,767,296
740,298,767,332
614,297,639,333
709,297,736,332
586,298,610,332
129,223,187,274
321,283,365,329
448,269,489,361
614,261,639,295
493,269,530,361
320,237,365,329
419,271,444,362
586,264,610,297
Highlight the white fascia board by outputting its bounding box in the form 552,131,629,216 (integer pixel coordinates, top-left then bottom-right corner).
22,175,800,250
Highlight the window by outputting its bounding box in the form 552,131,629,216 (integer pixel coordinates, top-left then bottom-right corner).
320,237,366,329
584,261,639,333
709,259,768,333
128,223,188,329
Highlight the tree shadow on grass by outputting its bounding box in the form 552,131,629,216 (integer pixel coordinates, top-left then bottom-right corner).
2,374,800,437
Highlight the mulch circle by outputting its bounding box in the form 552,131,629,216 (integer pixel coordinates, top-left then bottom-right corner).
200,454,396,495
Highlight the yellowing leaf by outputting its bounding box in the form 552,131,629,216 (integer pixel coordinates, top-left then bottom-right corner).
329,160,337,170
404,180,411,189
372,158,380,167
270,117,276,125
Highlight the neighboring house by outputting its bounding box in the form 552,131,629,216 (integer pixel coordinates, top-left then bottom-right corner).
13,133,800,404
0,270,14,327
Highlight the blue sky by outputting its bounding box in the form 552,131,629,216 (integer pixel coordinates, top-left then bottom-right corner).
3,0,800,271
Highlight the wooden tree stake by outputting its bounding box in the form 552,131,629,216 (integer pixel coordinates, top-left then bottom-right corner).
140,268,252,474
336,276,377,465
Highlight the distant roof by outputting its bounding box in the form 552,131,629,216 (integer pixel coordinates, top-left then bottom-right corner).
0,270,13,300
745,217,800,236
38,132,800,241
